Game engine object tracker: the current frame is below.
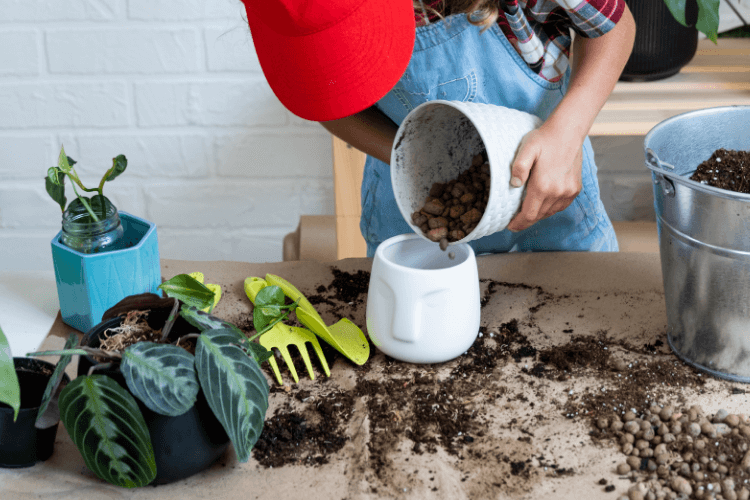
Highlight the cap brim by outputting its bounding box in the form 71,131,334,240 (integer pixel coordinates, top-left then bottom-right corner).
246,0,415,121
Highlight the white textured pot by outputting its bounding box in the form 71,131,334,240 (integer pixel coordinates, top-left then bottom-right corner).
391,100,541,246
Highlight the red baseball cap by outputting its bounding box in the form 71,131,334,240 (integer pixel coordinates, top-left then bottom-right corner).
242,0,416,122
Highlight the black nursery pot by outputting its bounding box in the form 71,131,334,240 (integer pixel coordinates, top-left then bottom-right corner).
0,358,69,468
79,314,230,485
620,0,699,81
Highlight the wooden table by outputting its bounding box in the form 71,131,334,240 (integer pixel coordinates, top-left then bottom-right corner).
3,253,747,500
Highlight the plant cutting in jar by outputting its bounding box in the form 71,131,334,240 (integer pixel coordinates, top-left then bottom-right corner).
45,145,126,224
24,274,282,488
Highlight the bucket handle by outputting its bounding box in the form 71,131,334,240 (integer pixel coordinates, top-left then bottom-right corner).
645,148,676,172
646,148,677,197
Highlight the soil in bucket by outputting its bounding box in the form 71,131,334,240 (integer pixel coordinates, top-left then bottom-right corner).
690,148,750,194
411,151,490,246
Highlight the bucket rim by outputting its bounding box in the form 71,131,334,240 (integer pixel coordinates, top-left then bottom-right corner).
644,105,750,148
644,105,750,202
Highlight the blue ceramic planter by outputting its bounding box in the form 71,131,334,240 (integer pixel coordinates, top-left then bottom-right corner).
51,211,161,332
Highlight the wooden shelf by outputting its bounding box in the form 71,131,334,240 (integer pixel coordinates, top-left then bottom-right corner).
591,38,750,136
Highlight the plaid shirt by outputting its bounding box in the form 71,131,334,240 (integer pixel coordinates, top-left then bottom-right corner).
417,0,625,82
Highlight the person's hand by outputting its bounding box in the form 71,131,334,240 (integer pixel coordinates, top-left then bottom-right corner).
505,123,584,232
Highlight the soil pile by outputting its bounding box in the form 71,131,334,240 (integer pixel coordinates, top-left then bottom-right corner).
691,148,750,194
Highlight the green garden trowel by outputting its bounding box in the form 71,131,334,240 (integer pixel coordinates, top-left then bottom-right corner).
246,274,370,366
244,277,329,385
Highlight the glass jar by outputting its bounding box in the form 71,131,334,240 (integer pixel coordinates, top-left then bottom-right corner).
60,197,125,254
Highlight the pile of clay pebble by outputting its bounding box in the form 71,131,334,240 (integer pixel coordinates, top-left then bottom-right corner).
411,151,490,249
597,404,750,500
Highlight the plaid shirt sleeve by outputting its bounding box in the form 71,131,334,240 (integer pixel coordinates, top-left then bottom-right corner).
498,0,625,81
544,0,625,38
414,0,627,82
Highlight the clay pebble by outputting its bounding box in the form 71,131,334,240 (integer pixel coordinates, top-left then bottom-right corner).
607,406,750,500
413,152,490,243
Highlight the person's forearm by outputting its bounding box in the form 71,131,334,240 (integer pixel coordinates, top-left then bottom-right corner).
319,105,399,165
545,4,636,141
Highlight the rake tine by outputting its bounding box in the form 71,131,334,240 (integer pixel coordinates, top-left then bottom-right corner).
289,326,330,379
309,339,331,377
276,345,299,384
295,342,316,381
266,354,283,386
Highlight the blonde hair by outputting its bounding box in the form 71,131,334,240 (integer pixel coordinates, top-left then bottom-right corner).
414,1,501,31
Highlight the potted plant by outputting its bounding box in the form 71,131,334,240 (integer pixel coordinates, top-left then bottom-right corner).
620,0,720,81
0,325,72,468
46,145,161,333
27,274,275,487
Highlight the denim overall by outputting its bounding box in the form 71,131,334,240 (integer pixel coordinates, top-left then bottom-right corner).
360,14,619,257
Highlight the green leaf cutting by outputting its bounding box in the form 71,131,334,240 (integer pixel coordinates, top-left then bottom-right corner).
105,155,128,183
158,274,215,311
253,285,287,333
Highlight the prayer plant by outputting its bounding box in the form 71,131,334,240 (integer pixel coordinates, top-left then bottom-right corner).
25,274,296,488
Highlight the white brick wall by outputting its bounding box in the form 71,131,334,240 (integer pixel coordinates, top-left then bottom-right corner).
0,0,333,271
14,0,730,271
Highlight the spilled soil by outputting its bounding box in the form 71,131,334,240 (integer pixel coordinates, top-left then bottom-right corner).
230,267,746,498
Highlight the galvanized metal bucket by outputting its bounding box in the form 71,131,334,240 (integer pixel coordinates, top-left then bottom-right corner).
645,106,750,382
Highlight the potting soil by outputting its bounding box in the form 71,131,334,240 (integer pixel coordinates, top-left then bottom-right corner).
690,148,750,194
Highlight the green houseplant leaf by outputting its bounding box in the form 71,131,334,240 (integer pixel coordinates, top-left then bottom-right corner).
45,168,67,212
158,274,215,311
180,306,246,336
253,285,287,332
179,307,272,364
0,325,20,422
105,155,127,182
35,333,78,429
120,342,199,417
59,375,156,488
195,329,269,462
57,145,73,174
695,0,720,43
664,0,721,43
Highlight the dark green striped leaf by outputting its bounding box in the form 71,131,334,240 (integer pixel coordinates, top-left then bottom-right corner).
180,307,272,364
196,329,269,462
59,375,156,488
121,342,199,417
180,306,245,336
35,333,77,429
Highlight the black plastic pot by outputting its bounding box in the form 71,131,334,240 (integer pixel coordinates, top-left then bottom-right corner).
620,0,699,81
79,312,230,485
0,358,69,468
